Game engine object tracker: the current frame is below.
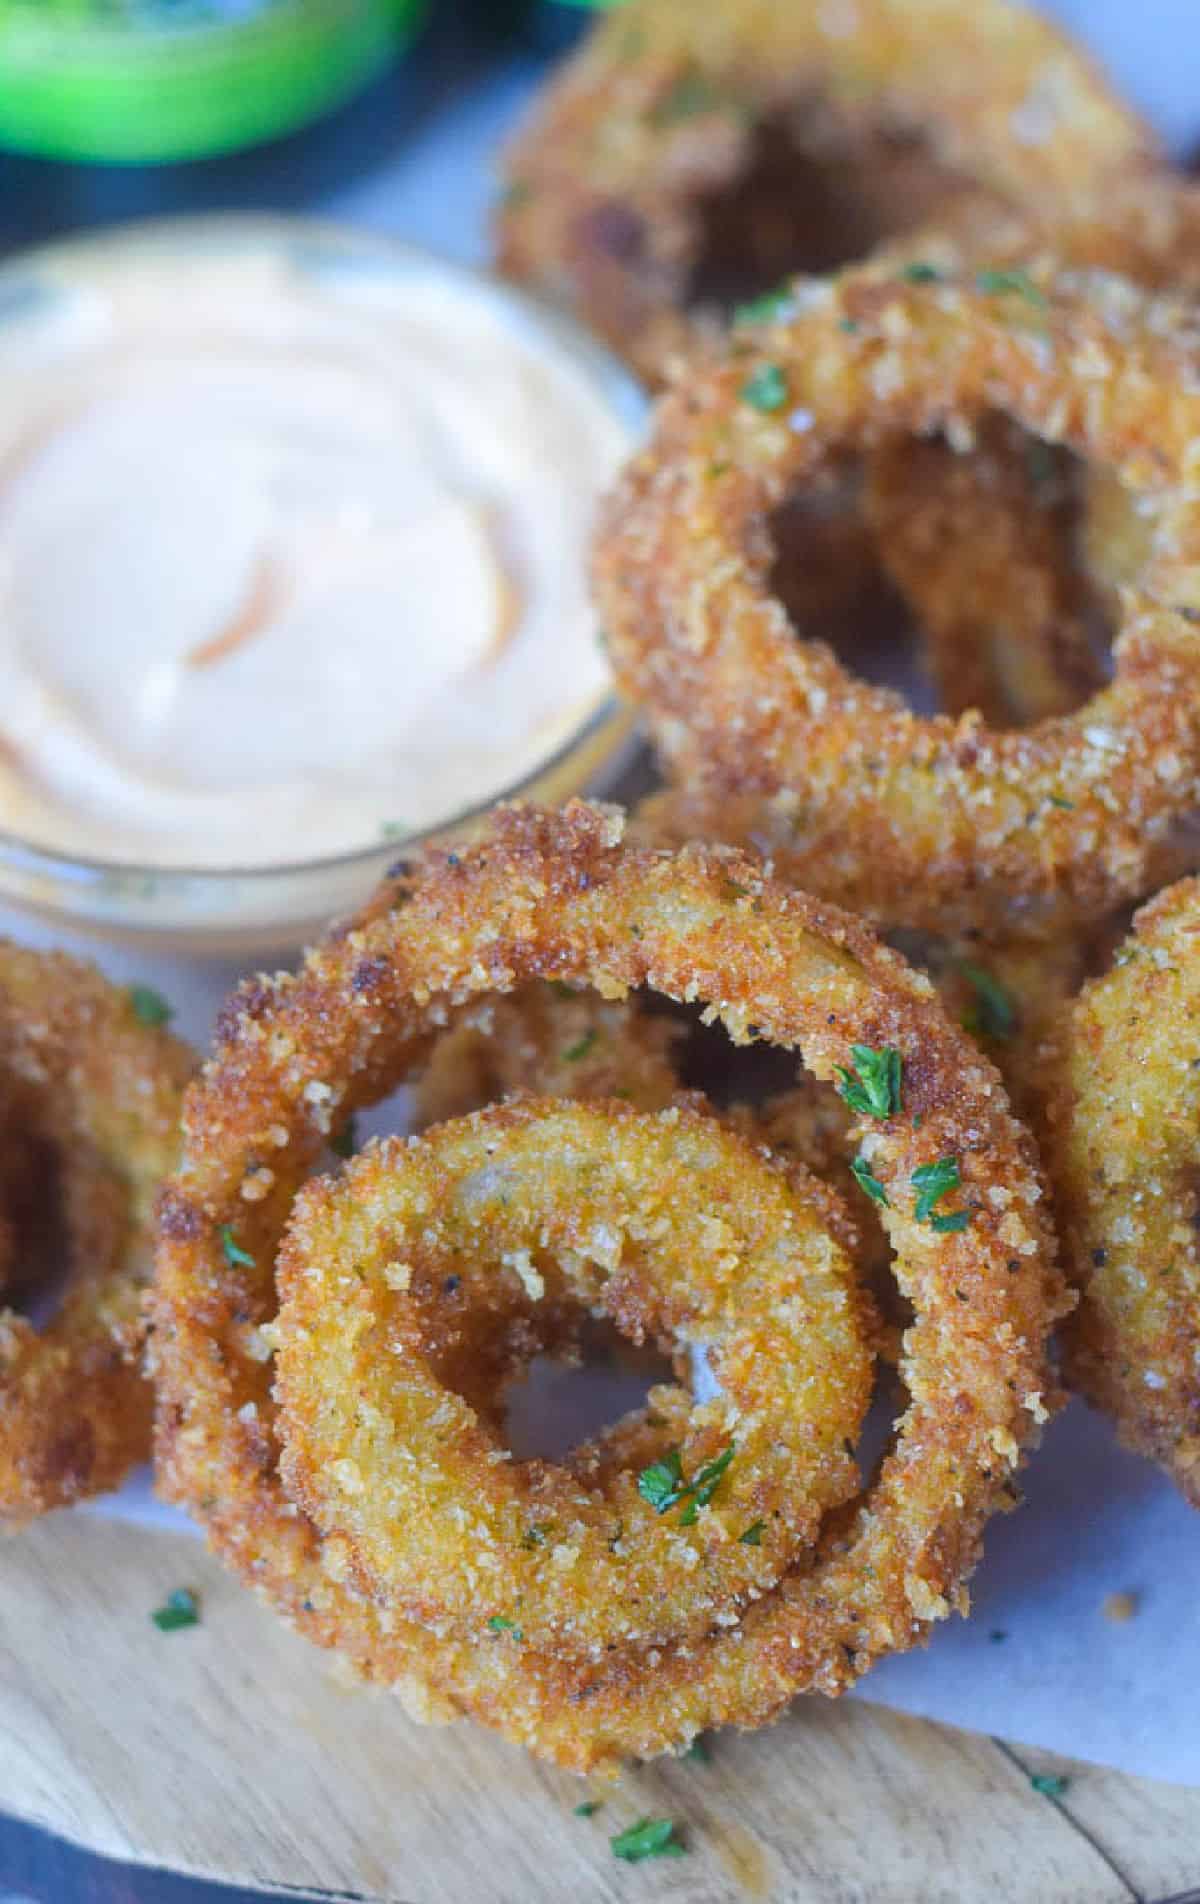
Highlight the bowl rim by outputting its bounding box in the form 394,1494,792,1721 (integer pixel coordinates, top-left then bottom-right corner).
0,211,646,891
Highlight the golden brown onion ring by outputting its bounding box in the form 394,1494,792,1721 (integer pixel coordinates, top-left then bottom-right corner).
1044,877,1200,1504
153,801,1065,1771
274,1097,872,1657
0,946,192,1527
496,0,1155,386
597,260,1200,937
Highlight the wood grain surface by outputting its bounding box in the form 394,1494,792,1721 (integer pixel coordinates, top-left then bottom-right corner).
0,1515,1197,1904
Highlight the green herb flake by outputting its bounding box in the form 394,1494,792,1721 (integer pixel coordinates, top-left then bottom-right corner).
931,1209,972,1234
128,984,173,1028
488,1616,523,1640
637,1447,684,1513
1030,1773,1069,1798
563,1029,599,1063
835,1044,902,1120
850,1154,890,1207
1026,439,1057,490
329,1117,358,1160
976,267,1047,309
611,1817,686,1863
220,1226,255,1270
638,1443,735,1523
958,962,1016,1041
684,1736,710,1762
677,1443,735,1525
152,1587,199,1633
650,72,721,126
740,363,789,413
912,1156,961,1223
733,283,794,326
521,1524,549,1550
901,261,943,284
739,1519,766,1546
1048,794,1076,810
839,316,860,334
574,1800,602,1817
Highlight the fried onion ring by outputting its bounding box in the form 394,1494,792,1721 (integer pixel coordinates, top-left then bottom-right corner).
496,0,1154,386
274,1097,871,1657
0,945,192,1526
153,801,1065,1770
597,260,1200,937
1044,877,1200,1503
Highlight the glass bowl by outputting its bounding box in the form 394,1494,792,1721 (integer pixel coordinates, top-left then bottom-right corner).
0,217,646,956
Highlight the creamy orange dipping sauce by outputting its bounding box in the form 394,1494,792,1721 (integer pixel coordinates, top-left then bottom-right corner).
0,228,636,870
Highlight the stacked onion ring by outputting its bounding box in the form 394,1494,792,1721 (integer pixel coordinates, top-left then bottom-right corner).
153,802,1066,1771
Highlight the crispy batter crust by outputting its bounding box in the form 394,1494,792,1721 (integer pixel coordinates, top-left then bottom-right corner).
597,259,1200,936
152,801,1065,1770
496,0,1154,385
275,1097,872,1657
1045,878,1200,1502
0,946,192,1526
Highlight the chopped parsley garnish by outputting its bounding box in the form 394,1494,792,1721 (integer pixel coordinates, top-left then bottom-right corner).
976,266,1046,309
128,985,173,1029
220,1226,255,1269
487,1615,523,1640
684,1736,710,1762
563,1028,599,1063
678,1444,736,1526
912,1157,970,1231
574,1800,602,1818
739,1519,766,1546
958,962,1016,1041
1026,439,1057,490
521,1524,549,1550
835,1044,902,1120
733,283,793,326
740,363,789,413
1048,794,1075,810
650,72,721,126
1030,1773,1069,1798
931,1209,972,1234
611,1817,686,1863
850,1153,889,1206
637,1443,735,1524
329,1117,358,1160
839,316,860,334
152,1587,199,1632
901,261,943,284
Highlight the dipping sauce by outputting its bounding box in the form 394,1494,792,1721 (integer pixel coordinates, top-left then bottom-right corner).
0,223,636,871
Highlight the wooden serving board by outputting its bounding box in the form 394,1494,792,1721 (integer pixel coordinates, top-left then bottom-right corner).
1,1515,1198,1903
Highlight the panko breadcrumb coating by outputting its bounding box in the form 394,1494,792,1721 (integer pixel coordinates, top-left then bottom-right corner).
596,258,1200,937
275,1097,873,1657
0,946,192,1527
152,801,1066,1772
1045,877,1200,1504
496,0,1154,385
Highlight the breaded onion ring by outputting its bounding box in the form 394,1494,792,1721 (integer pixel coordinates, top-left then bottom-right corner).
597,259,1200,937
1045,878,1200,1504
0,946,191,1526
153,802,1065,1770
274,1098,872,1657
496,0,1154,386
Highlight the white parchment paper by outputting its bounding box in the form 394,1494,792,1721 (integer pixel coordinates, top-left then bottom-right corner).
21,4,1200,1787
